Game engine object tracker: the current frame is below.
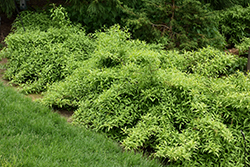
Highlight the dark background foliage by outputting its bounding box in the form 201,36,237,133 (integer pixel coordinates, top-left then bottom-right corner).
66,0,226,50
2,0,250,50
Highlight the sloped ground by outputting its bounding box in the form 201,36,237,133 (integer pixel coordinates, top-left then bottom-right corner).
0,82,162,167
0,57,74,122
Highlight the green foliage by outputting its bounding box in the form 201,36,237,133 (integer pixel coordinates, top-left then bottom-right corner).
236,37,250,56
171,0,225,50
50,4,71,27
0,0,15,18
218,5,250,46
0,43,4,50
41,25,163,108
123,114,234,165
12,6,71,32
199,0,250,10
184,47,247,76
39,26,249,165
2,9,94,93
0,82,162,167
127,0,225,50
120,70,250,166
2,8,250,165
67,0,225,50
67,0,127,33
161,46,247,77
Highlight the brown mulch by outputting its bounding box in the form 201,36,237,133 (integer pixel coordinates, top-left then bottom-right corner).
227,48,239,55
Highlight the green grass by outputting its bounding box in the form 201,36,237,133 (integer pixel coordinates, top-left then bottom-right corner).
0,82,162,167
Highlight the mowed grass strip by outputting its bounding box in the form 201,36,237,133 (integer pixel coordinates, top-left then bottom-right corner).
0,82,161,167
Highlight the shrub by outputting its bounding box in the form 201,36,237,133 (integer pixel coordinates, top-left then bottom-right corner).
161,46,247,77
41,25,163,108
235,37,250,56
183,47,247,76
1,8,94,93
40,26,249,166
0,43,4,50
218,5,250,47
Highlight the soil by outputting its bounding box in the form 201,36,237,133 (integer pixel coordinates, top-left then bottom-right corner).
226,48,239,55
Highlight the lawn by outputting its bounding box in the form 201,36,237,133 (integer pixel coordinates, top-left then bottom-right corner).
0,82,161,167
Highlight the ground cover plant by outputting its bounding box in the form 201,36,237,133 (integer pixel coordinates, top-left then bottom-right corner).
1,6,250,166
1,6,95,93
0,82,162,167
41,26,250,166
235,37,250,56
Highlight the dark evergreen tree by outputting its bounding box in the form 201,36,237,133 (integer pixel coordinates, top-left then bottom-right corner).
199,0,250,10
0,0,15,17
67,0,225,50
